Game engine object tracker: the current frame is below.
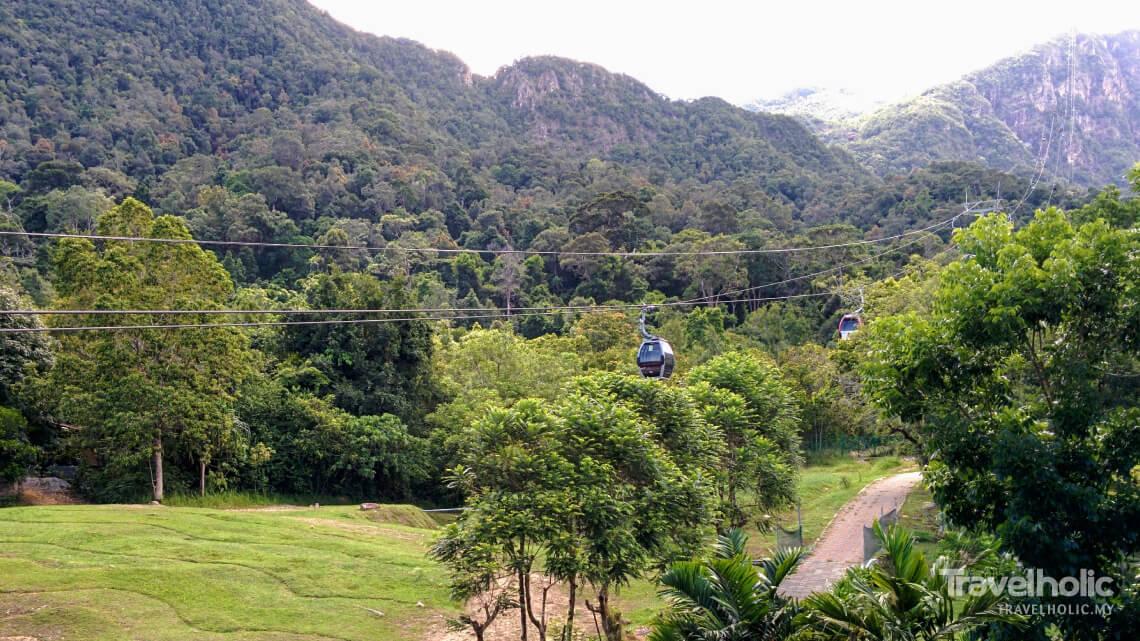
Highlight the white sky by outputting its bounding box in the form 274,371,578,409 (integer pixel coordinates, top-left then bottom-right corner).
309,0,1140,105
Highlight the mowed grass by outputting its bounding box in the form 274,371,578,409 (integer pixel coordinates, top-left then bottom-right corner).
743,453,915,557
897,481,942,557
0,456,919,639
0,504,457,641
618,454,917,626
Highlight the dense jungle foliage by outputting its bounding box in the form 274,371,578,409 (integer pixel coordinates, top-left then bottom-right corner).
0,0,1079,498
1,1,1139,638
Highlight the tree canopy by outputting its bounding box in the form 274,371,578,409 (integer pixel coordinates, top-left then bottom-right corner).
860,203,1140,639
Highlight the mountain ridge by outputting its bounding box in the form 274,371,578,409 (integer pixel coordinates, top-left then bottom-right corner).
0,0,1084,301
0,0,873,201
766,31,1140,186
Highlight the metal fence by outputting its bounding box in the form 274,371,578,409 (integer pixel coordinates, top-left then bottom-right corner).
776,524,803,552
774,503,804,552
803,433,892,453
862,507,899,563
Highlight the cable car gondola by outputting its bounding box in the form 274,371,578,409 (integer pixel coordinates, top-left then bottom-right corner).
637,306,675,379
837,313,863,340
837,287,865,340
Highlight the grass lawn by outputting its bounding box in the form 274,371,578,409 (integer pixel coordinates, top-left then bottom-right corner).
0,456,920,639
744,453,915,557
0,503,457,641
897,480,942,557
615,454,916,628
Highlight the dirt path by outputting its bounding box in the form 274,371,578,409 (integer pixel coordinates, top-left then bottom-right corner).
778,471,922,599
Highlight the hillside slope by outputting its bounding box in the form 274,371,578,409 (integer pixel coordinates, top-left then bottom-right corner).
0,0,1076,317
0,0,871,224
0,504,452,640
839,31,1140,186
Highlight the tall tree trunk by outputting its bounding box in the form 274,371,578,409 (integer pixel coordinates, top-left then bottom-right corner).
524,574,548,641
199,459,207,497
516,536,529,641
563,575,577,641
517,565,528,641
152,436,164,502
728,480,738,529
597,585,621,641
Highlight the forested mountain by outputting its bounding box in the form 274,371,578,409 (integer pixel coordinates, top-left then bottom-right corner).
0,0,1078,299
1,5,1138,638
0,0,1098,501
0,0,870,219
814,31,1140,186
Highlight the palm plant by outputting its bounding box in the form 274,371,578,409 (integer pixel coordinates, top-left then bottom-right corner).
795,522,1025,640
651,528,806,641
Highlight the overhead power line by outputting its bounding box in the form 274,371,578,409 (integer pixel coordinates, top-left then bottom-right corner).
0,213,964,258
0,292,841,334
0,212,975,333
0,217,966,332
681,216,959,306
1,292,837,317
1,312,509,334
1011,115,1057,216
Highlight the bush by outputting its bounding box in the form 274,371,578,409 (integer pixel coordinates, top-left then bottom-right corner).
0,407,37,485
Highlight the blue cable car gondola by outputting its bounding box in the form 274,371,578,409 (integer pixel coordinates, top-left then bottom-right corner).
637,306,675,379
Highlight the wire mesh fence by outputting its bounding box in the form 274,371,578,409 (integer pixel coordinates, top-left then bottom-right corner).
862,508,900,562
776,525,803,551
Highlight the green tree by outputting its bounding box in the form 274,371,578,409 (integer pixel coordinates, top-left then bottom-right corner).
293,398,429,497
675,235,748,302
32,185,114,233
1070,162,1140,229
575,372,723,475
438,399,572,641
737,302,816,354
859,209,1140,639
687,351,801,458
428,327,583,470
451,253,487,300
569,310,639,374
687,381,794,530
439,375,722,641
681,306,729,364
0,286,54,403
41,198,254,501
780,344,874,451
430,515,520,641
0,406,36,486
236,367,428,499
184,186,301,280
559,379,720,640
0,181,19,213
685,351,801,529
434,327,578,407
283,271,439,425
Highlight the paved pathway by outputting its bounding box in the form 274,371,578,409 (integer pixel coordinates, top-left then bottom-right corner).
778,471,922,599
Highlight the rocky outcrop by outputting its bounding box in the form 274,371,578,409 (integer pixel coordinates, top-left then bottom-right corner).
964,31,1140,185
490,56,665,150
818,31,1140,186
485,55,871,189
5,476,80,504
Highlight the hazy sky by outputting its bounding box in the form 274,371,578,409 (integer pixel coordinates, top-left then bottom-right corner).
309,1,1139,105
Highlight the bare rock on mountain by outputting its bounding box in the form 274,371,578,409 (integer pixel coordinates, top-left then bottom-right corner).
841,31,1140,186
